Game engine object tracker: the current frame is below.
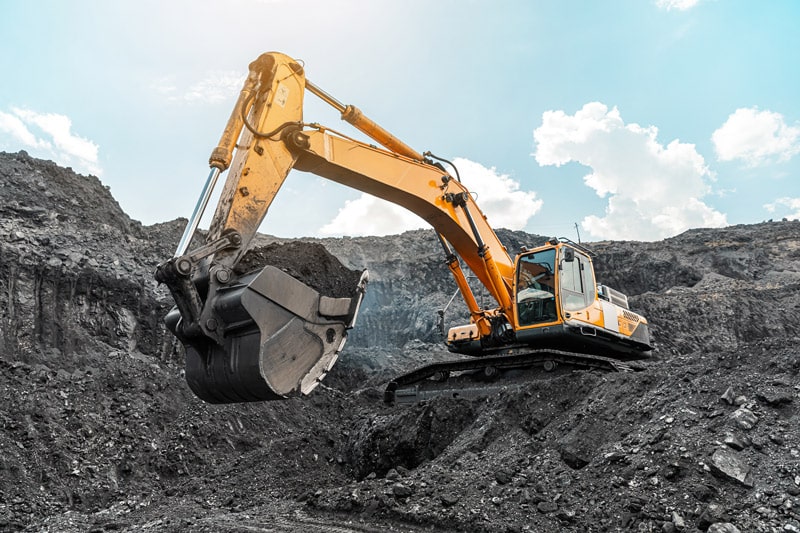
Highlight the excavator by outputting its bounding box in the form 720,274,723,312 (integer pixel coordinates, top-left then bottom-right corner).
155,52,652,405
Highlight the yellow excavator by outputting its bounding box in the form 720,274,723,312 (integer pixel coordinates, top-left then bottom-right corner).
155,52,652,405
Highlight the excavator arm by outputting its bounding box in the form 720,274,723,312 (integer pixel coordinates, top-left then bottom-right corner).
155,52,517,403
292,129,515,317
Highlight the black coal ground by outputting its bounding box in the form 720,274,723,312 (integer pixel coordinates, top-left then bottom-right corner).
0,151,799,533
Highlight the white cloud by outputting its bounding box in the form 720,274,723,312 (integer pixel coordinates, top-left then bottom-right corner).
184,71,245,103
534,102,726,241
656,0,699,11
450,158,543,229
711,107,800,166
14,109,99,165
153,72,245,104
319,195,425,236
0,111,52,150
319,157,542,236
150,77,179,98
0,107,101,176
764,197,800,220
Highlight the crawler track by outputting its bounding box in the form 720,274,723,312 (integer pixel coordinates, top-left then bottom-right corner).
385,349,644,404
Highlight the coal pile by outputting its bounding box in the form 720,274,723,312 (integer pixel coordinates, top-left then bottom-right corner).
234,241,364,298
0,151,798,533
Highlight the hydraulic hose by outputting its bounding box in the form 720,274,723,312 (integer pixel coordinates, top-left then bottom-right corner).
424,151,461,182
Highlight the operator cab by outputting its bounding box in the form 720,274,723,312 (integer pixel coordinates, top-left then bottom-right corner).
511,238,651,359
515,240,596,327
447,239,651,359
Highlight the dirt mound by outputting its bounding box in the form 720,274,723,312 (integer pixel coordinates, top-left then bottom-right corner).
312,345,799,532
0,151,134,233
343,398,479,480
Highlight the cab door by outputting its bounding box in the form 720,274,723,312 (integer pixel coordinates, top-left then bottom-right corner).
558,247,595,313
515,248,559,327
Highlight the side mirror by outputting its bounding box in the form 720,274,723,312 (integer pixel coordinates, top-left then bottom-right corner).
563,247,575,262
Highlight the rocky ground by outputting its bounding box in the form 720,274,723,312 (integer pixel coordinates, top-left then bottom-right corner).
0,150,798,532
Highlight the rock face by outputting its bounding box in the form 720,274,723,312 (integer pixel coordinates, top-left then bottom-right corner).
1,151,799,533
0,151,174,363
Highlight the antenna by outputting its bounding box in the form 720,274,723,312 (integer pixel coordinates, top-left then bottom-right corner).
574,222,582,244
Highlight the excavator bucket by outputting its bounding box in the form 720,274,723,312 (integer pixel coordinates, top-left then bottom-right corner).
164,267,368,404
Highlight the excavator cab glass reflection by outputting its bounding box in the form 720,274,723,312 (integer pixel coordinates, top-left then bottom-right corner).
516,248,557,326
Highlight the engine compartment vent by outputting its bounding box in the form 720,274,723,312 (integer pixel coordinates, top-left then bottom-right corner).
597,284,629,310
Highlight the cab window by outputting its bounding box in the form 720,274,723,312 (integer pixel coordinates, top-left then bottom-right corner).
560,249,595,311
516,249,557,326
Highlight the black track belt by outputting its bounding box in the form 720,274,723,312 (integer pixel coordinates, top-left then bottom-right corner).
384,349,641,404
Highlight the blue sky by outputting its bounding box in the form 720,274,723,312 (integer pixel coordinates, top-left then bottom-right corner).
1,0,799,241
